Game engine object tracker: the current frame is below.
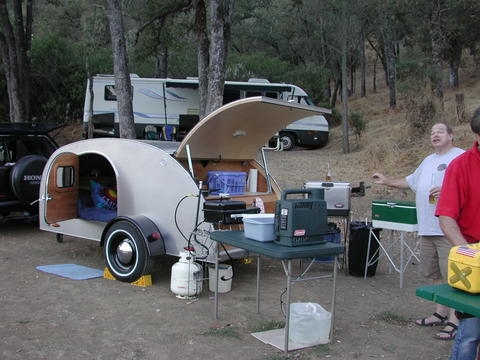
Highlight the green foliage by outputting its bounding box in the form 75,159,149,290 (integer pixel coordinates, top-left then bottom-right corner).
329,108,342,127
250,320,285,333
282,65,330,105
349,111,366,140
405,97,437,137
31,34,111,123
227,52,291,81
376,310,410,325
396,48,431,92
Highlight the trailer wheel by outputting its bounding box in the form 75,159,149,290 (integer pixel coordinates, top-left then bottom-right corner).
103,220,151,282
280,133,295,151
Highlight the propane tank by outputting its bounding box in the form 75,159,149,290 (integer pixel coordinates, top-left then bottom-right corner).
170,247,203,299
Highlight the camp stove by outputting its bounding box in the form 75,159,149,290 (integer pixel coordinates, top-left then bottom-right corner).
304,181,351,216
203,199,259,224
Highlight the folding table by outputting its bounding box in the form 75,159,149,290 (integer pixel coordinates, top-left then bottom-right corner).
364,221,419,288
209,230,344,352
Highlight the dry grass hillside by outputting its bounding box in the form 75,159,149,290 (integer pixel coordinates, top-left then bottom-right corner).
51,62,480,221
265,61,480,221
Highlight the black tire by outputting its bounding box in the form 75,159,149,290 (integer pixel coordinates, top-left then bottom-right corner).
9,155,47,205
103,220,151,282
280,133,295,151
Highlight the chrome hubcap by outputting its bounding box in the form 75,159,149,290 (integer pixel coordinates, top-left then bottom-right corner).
116,239,134,265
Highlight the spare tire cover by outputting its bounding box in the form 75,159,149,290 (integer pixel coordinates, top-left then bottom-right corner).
9,155,47,205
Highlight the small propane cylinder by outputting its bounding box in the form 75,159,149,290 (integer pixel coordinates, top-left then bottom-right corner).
170,247,203,299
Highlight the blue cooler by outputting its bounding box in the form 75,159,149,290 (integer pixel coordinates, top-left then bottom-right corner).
314,223,341,263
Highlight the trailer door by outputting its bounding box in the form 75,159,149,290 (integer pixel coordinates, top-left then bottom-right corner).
44,152,79,224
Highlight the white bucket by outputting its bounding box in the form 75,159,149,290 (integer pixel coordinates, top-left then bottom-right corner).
208,264,233,293
289,302,331,345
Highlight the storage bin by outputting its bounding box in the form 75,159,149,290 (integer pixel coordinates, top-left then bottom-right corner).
372,199,418,231
243,214,276,242
208,171,246,195
448,243,480,294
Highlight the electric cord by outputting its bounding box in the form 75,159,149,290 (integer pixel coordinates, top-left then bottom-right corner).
173,195,192,243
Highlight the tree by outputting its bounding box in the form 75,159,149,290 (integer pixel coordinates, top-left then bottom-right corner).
195,0,234,119
0,0,33,123
441,0,480,88
429,0,444,103
104,0,136,138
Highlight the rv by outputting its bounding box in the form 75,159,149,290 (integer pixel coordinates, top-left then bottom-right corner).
83,75,330,151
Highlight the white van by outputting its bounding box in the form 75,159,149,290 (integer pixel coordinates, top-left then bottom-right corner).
83,75,330,150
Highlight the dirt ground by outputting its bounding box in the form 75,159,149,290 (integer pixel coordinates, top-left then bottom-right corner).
0,144,458,360
4,51,478,360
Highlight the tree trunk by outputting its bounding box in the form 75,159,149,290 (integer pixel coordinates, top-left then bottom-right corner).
105,0,136,139
0,0,32,123
154,42,168,78
385,41,396,109
341,0,349,154
205,0,234,116
430,0,444,104
448,45,462,88
360,31,366,97
194,0,209,120
455,93,465,123
87,75,94,139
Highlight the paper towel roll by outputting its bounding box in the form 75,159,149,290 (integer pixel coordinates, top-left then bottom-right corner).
248,169,258,192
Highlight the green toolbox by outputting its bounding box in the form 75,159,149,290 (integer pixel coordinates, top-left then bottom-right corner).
371,199,418,231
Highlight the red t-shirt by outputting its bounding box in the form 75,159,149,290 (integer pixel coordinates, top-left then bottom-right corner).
435,142,480,243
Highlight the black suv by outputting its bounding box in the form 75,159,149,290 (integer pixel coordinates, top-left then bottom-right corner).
0,123,61,221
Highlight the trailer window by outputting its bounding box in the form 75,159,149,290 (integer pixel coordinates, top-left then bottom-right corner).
104,85,117,101
245,91,261,98
56,166,75,188
265,92,279,99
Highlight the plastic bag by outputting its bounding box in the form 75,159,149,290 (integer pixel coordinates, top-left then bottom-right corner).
289,302,331,345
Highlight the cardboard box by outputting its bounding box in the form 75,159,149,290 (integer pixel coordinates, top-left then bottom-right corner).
448,244,480,294
304,182,351,216
371,199,418,231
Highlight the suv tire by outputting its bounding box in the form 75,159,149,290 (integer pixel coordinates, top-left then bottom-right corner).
9,155,47,205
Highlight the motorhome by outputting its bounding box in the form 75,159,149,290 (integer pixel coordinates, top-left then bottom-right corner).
83,75,330,151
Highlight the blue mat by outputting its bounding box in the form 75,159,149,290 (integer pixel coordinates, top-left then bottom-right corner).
36,264,104,280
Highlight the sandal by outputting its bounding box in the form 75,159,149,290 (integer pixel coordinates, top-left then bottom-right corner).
434,322,458,340
415,312,447,327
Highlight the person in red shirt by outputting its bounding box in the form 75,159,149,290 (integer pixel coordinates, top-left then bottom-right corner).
436,107,480,360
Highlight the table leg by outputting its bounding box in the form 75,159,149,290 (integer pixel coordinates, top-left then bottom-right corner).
284,259,292,352
400,232,404,288
256,255,261,313
330,255,338,342
214,242,219,320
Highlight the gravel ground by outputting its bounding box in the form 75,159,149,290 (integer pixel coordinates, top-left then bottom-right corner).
0,145,454,360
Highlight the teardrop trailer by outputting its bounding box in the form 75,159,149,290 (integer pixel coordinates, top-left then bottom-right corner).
39,97,330,283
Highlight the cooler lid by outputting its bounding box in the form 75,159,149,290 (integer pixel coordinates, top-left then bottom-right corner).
175,97,329,160
372,199,416,207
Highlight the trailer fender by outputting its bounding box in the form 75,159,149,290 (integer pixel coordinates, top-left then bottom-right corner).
102,215,166,256
101,216,165,282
